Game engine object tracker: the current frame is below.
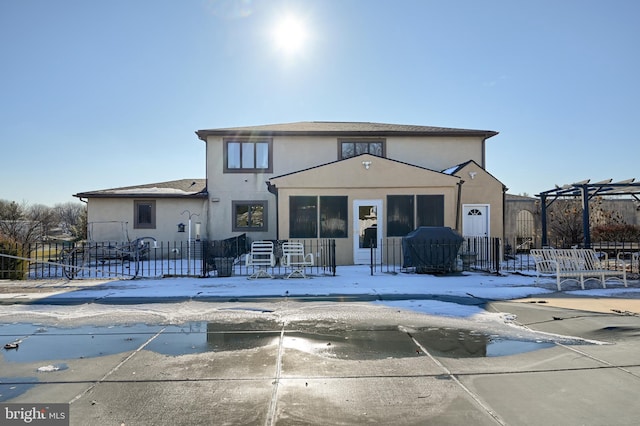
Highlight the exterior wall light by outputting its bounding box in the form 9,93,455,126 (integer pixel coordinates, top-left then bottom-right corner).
362,161,372,170
177,223,186,233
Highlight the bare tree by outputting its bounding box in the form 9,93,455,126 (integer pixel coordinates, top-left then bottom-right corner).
547,196,634,247
0,200,43,244
28,203,56,239
53,202,87,240
547,198,583,247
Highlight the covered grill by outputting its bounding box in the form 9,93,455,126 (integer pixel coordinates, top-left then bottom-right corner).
402,227,464,274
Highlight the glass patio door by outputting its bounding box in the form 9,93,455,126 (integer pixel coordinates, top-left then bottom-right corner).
353,199,383,264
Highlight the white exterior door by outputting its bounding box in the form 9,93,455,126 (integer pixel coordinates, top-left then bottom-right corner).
353,199,383,264
462,204,490,262
463,205,489,237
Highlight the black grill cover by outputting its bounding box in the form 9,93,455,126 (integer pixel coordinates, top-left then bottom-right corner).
402,227,464,274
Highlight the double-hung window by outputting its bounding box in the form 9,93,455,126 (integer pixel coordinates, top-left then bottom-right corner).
225,138,272,172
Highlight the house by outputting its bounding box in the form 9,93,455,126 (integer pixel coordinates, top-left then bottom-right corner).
74,179,208,243
196,122,504,265
75,121,505,265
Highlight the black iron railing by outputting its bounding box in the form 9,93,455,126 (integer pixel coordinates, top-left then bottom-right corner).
369,236,502,274
0,238,337,280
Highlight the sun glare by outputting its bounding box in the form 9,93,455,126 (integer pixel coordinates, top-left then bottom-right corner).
272,15,308,55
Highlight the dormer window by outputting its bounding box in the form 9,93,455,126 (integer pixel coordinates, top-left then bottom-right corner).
339,139,385,159
224,138,273,173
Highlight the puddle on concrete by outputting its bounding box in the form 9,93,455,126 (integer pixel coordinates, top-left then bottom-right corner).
411,327,555,358
0,323,164,362
280,328,555,359
1,322,555,364
0,377,38,402
282,330,419,360
147,323,279,356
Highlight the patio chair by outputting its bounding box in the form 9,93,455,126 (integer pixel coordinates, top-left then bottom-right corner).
281,241,314,278
246,241,276,279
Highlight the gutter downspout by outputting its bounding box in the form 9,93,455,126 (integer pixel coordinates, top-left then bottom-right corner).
200,134,212,240
456,180,464,233
502,185,508,242
266,181,279,239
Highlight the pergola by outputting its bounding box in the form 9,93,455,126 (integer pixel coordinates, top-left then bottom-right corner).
537,179,640,248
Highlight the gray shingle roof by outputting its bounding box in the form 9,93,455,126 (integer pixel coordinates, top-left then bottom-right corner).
74,179,207,199
196,121,498,139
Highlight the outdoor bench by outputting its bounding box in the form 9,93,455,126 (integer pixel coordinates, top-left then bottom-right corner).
530,248,627,291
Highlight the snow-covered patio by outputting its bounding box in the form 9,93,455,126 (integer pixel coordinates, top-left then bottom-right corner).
3,266,640,320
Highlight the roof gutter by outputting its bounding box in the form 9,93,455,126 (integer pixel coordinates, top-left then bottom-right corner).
196,129,499,139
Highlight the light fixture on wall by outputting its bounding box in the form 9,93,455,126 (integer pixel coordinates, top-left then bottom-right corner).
177,223,186,233
362,161,372,170
469,171,477,179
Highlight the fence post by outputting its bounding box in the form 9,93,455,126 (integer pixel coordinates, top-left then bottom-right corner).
494,238,501,274
370,239,374,276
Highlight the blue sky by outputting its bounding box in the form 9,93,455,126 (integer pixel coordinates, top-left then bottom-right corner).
2,0,639,206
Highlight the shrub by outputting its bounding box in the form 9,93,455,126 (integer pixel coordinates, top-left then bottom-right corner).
0,236,27,280
592,224,640,242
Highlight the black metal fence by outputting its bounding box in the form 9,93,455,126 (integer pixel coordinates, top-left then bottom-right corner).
0,238,337,280
5,235,638,280
369,236,503,274
369,236,640,275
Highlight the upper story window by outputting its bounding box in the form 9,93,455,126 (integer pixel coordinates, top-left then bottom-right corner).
339,139,385,159
224,138,273,173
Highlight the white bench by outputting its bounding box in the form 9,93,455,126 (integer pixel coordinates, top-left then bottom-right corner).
246,241,276,279
281,242,314,279
531,248,627,291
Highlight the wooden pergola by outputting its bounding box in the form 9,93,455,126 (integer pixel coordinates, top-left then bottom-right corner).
537,179,640,248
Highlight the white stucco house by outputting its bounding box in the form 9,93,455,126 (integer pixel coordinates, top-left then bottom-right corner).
74,121,505,265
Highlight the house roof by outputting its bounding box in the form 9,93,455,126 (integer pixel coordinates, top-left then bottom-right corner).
73,179,207,199
441,160,474,176
442,159,506,189
196,121,499,140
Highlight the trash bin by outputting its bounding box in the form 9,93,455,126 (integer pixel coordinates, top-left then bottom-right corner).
214,257,234,277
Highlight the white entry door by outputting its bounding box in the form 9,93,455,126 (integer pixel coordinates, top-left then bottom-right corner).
353,199,383,264
462,205,489,237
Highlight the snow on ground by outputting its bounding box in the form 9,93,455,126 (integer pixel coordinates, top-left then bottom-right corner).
1,266,639,333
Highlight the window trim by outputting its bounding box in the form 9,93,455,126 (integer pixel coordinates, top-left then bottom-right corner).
133,200,156,229
338,138,386,160
224,138,273,173
232,200,268,232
